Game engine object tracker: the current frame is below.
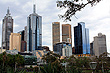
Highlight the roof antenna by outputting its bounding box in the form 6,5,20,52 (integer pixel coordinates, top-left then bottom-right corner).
33,0,36,13
7,7,10,15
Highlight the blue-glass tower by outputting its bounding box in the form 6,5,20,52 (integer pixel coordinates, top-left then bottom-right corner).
74,22,90,54
27,4,42,52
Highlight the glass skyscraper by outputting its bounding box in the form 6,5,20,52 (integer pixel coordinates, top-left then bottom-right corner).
74,22,90,54
27,4,42,52
2,8,13,50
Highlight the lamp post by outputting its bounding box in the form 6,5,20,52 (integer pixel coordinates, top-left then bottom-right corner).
89,62,97,73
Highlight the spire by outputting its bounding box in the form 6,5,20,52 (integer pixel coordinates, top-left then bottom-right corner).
7,7,10,15
33,4,36,13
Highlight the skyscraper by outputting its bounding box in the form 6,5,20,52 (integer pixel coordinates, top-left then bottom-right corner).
93,33,107,57
62,24,72,45
2,8,13,50
27,4,42,52
74,22,90,54
52,22,60,47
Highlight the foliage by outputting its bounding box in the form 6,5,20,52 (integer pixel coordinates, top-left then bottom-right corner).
42,51,61,63
57,0,102,21
0,52,25,73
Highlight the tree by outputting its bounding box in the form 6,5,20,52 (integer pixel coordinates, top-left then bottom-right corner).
57,0,102,21
42,51,61,63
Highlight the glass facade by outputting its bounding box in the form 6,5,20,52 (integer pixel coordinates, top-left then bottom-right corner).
2,8,13,50
74,22,90,54
27,4,42,52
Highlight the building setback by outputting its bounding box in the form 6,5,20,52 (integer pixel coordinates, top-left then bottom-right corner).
52,22,60,48
27,4,42,52
2,8,13,50
93,33,107,57
74,22,90,54
9,33,21,52
62,24,72,45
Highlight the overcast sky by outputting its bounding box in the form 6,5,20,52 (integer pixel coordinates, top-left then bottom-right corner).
0,0,110,52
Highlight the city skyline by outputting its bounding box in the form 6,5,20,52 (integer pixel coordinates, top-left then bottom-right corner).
0,0,110,52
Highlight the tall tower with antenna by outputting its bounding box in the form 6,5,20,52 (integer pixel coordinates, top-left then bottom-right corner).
2,7,13,50
27,2,42,52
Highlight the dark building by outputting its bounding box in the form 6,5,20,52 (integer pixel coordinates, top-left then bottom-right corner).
18,30,27,52
90,42,94,56
21,41,27,52
18,30,25,41
24,26,27,42
72,47,75,54
2,8,13,50
74,22,90,54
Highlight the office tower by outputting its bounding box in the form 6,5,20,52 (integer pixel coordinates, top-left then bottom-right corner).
62,44,72,57
93,33,107,57
27,4,42,52
24,26,27,42
9,33,21,52
52,22,60,47
62,24,72,45
18,30,27,52
74,22,90,54
2,8,13,50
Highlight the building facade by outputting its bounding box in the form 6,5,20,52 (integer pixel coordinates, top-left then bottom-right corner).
24,26,27,42
27,4,42,52
9,33,21,52
52,22,60,48
93,33,107,57
62,24,72,45
90,42,94,56
53,42,72,56
21,41,27,52
2,8,13,50
18,30,25,41
74,22,90,54
62,44,72,57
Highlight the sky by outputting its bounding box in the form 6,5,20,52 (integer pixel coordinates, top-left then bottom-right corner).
0,0,110,52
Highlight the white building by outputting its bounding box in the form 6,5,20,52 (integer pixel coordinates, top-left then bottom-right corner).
93,33,107,57
62,44,72,57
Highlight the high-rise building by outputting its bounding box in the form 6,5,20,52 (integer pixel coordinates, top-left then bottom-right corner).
52,22,60,47
2,8,13,50
74,22,90,54
93,33,107,57
27,4,42,52
18,30,27,52
62,24,72,45
9,33,21,52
